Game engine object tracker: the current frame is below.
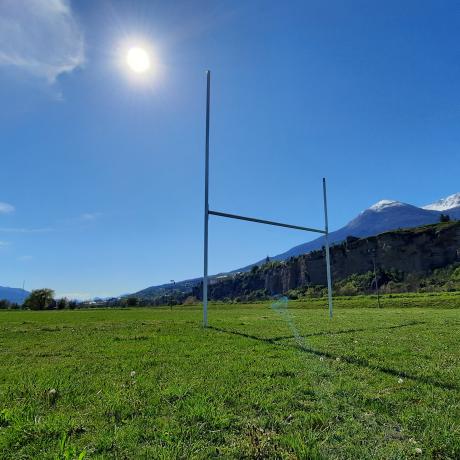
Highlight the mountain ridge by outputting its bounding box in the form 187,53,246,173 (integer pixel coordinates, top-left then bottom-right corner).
243,195,460,267
195,220,460,301
423,192,460,211
0,286,30,304
131,192,460,298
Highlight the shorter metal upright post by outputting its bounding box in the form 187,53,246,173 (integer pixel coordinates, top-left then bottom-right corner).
323,178,333,318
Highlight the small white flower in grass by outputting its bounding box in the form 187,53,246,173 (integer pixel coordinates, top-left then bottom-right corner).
398,378,404,384
130,370,136,378
47,388,59,405
415,447,422,454
319,357,324,361
336,357,341,362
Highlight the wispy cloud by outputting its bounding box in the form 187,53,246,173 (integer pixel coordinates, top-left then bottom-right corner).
0,202,14,213
79,212,101,222
0,227,53,233
0,212,101,234
17,255,33,261
59,212,102,226
0,241,11,248
56,292,91,300
0,0,85,82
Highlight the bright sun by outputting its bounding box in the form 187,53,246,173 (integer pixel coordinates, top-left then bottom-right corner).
126,47,150,73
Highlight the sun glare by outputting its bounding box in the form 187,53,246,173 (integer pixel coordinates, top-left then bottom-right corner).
117,38,160,86
126,47,150,73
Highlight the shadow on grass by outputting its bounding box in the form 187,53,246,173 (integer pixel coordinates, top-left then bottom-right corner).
208,323,457,391
209,321,425,344
273,320,428,341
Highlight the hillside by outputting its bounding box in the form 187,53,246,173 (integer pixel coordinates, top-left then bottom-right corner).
132,193,460,298
251,194,460,264
0,287,30,304
194,221,460,301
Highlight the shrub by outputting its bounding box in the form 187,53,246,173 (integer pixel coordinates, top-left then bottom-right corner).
183,296,198,305
56,298,68,310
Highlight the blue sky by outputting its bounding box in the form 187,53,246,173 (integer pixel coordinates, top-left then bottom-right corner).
0,0,459,299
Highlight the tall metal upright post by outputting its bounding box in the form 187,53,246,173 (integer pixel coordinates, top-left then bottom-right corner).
322,178,333,318
203,71,211,327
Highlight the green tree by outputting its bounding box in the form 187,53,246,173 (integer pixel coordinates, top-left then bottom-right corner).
24,289,55,310
440,213,451,223
126,297,139,307
0,300,11,309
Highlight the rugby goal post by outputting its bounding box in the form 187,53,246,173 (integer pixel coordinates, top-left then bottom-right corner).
202,70,333,327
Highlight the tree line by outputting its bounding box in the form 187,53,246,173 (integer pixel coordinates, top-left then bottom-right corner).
0,288,199,310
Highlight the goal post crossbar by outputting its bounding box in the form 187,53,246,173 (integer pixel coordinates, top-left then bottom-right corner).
208,210,327,235
203,70,334,327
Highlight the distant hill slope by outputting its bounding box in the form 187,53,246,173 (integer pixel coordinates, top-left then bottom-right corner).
131,192,460,298
0,287,30,304
133,279,199,299
263,200,456,263
198,221,460,301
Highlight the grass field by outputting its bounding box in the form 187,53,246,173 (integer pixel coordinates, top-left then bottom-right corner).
1,294,459,459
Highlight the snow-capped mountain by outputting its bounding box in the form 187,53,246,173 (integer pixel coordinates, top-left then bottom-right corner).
423,192,460,211
368,200,405,211
264,198,448,262
132,192,460,297
237,192,458,266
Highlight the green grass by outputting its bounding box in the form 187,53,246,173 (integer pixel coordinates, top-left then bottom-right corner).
1,294,459,459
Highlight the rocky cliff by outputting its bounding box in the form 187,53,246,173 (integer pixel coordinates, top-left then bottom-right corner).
195,221,460,300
